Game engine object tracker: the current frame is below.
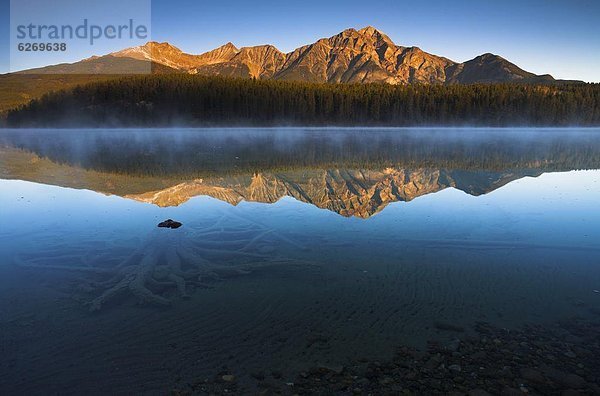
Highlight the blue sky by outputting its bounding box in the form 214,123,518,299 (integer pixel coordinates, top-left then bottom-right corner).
1,0,599,82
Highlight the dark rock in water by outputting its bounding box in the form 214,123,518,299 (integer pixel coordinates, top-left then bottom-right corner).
468,389,492,396
250,371,265,381
434,321,465,332
502,387,525,396
158,219,182,229
446,338,461,352
520,367,546,385
317,364,344,374
561,390,583,396
221,374,235,382
542,367,587,389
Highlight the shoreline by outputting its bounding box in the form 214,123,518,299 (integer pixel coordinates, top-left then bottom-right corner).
177,317,600,395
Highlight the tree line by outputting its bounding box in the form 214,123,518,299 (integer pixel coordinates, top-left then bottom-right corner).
6,75,600,126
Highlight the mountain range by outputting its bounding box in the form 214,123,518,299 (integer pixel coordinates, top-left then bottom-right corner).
25,26,555,85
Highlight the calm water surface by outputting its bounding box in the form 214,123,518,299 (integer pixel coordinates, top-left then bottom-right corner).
1,128,600,394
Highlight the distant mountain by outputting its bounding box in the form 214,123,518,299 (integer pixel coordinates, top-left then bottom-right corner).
445,53,555,84
19,26,556,85
15,55,179,75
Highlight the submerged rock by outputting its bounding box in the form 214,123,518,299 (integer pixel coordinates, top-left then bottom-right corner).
434,321,465,333
158,219,182,229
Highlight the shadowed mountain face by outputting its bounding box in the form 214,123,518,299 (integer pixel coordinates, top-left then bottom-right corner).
15,56,180,75
22,27,554,85
445,54,555,84
1,128,599,218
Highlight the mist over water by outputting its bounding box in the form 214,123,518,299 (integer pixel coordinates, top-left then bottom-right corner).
1,128,600,394
2,127,600,176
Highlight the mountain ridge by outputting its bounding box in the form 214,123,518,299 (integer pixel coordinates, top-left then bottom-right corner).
27,26,556,85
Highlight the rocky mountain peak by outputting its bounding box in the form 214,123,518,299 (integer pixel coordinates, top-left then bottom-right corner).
357,26,395,44
328,26,394,49
194,42,240,64
111,41,186,64
222,42,239,51
238,44,282,53
357,25,379,35
144,41,181,51
472,53,503,63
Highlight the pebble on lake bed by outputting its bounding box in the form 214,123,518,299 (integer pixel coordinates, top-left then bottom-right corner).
157,219,182,229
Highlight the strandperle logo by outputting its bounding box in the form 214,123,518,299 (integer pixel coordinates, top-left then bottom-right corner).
15,19,149,45
10,0,151,74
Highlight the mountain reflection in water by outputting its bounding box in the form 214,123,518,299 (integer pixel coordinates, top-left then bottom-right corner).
1,128,599,217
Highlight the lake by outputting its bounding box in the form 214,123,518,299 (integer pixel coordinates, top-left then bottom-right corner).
1,128,599,395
